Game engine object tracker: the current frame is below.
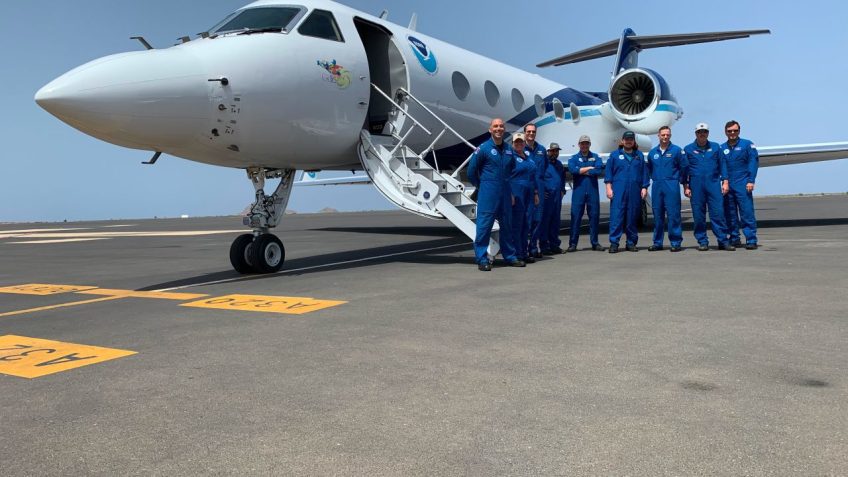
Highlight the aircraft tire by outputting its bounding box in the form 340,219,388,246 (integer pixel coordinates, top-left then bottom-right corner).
250,233,285,274
229,233,256,274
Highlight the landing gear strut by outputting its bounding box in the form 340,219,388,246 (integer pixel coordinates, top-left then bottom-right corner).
229,168,295,274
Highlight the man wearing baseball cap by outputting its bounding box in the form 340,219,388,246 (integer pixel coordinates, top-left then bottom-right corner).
538,142,567,254
604,131,649,253
567,135,605,251
683,123,734,251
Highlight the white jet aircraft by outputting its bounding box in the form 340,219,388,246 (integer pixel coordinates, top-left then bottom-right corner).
35,0,848,274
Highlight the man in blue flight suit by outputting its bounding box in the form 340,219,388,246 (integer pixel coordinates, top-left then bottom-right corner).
468,118,523,271
539,143,567,255
523,123,550,258
605,130,649,253
646,126,688,252
683,123,735,251
721,120,759,249
566,135,605,252
508,133,540,263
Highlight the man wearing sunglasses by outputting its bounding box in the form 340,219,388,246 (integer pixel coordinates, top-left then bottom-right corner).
720,120,759,250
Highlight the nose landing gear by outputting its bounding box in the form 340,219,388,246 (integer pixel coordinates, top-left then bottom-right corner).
229,168,295,274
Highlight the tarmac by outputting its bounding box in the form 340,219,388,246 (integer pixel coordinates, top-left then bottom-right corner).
1,194,846,476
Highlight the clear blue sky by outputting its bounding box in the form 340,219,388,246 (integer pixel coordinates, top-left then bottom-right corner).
2,0,846,222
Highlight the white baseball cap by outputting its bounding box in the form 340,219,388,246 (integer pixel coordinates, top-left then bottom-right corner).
695,123,709,132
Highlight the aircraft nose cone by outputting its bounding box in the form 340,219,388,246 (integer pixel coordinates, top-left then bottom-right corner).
35,50,208,150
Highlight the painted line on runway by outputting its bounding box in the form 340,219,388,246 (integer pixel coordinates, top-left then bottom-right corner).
0,295,126,318
0,335,136,379
8,238,111,244
181,294,347,315
0,284,98,295
76,288,209,300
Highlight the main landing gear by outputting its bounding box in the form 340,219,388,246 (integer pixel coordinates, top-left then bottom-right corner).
229,168,295,274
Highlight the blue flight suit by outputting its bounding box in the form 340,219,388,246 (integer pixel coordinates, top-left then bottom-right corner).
604,148,649,246
683,140,730,246
539,157,567,252
720,138,759,245
468,138,517,264
525,142,549,255
567,151,604,247
646,143,688,248
509,150,540,261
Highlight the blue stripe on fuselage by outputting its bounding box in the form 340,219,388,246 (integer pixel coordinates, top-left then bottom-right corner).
430,86,605,168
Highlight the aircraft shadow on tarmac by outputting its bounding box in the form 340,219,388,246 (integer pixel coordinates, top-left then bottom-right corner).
310,226,461,237
138,214,848,290
137,235,471,290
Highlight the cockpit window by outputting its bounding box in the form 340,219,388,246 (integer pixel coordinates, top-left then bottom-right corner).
211,6,306,35
297,9,344,42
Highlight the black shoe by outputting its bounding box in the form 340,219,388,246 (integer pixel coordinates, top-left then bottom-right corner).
609,244,619,254
532,251,543,259
478,262,491,271
670,246,682,253
745,243,757,250
566,246,577,253
697,244,710,251
592,244,605,251
541,250,554,256
524,256,536,264
551,247,564,254
508,260,526,267
732,241,743,248
625,244,638,252
718,243,735,251
648,245,663,251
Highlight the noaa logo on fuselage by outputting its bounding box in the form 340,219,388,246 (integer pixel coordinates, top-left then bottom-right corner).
408,36,438,75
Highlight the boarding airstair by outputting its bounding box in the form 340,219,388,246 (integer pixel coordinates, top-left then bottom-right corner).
358,85,501,257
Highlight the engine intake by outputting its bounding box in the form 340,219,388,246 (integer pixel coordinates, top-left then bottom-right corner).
605,68,681,135
611,69,658,117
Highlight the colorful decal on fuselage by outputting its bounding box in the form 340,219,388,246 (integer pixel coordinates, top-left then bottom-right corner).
408,36,437,75
317,59,351,89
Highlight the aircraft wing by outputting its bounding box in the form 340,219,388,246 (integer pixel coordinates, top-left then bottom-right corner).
756,142,848,167
294,171,372,186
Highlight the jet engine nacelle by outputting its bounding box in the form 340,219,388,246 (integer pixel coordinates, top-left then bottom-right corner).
607,68,682,135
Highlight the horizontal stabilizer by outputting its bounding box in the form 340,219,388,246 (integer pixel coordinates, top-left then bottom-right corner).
537,29,770,68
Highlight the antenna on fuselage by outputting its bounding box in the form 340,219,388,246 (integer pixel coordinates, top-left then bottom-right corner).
379,9,388,19
408,13,418,31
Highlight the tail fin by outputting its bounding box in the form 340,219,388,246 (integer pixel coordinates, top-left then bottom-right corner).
537,28,770,74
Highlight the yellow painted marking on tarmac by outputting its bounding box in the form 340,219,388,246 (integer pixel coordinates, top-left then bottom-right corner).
0,283,98,296
76,288,208,300
181,294,347,315
0,335,135,379
0,295,126,318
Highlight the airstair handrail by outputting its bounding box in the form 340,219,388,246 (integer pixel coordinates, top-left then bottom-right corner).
450,151,477,179
369,83,432,136
397,87,476,152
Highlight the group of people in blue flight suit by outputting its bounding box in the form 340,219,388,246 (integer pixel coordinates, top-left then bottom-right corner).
469,118,760,271
605,121,759,253
468,119,566,271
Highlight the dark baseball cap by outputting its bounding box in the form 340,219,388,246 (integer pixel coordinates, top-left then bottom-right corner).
622,131,636,140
